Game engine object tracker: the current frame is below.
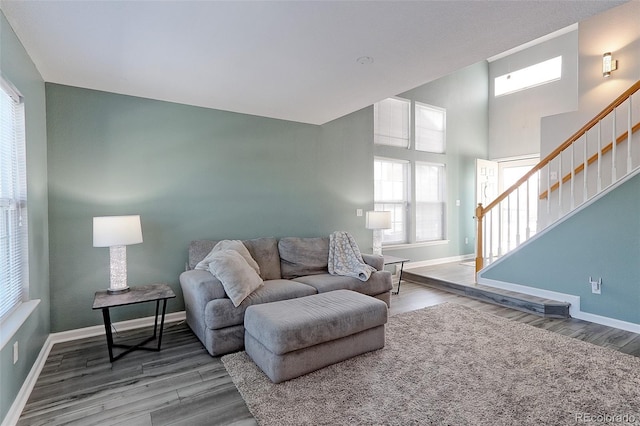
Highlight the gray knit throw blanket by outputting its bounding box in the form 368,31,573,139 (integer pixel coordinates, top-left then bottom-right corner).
328,231,376,281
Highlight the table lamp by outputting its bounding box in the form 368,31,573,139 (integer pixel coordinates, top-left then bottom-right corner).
93,215,143,294
366,211,392,256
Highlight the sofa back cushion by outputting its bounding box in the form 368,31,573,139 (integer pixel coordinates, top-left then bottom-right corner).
188,238,281,280
189,240,217,270
243,238,281,281
279,237,329,279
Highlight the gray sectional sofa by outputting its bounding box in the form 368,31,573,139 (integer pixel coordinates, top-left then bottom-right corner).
179,236,392,356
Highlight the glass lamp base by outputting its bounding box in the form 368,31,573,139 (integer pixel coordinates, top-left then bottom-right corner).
372,229,383,256
108,245,130,295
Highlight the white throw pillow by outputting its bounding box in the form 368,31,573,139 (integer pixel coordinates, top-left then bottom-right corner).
195,239,261,275
207,249,263,307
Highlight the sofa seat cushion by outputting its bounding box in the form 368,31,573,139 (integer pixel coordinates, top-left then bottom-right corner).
293,271,392,297
204,279,317,330
279,237,329,279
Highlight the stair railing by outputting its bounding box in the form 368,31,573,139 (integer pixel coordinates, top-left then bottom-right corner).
475,80,640,273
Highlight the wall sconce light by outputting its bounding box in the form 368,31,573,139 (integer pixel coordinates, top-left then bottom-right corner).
602,52,617,77
93,215,143,294
365,211,392,256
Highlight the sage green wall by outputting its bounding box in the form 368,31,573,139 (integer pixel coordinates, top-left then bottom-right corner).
377,61,489,262
0,11,50,423
479,173,640,324
46,84,375,332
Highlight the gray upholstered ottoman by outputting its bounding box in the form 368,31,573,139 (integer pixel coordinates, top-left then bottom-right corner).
244,289,388,383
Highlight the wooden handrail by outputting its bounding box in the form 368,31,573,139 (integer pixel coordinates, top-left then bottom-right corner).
476,80,640,273
539,121,640,199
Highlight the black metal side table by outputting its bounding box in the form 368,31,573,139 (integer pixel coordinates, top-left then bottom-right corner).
92,283,176,362
383,255,410,295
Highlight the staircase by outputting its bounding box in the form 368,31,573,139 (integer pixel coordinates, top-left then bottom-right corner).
475,80,640,272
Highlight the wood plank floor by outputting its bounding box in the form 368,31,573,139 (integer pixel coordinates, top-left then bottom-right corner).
18,282,640,425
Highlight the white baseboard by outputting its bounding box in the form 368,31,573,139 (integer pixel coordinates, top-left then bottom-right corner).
1,334,54,426
49,311,186,344
477,277,640,334
1,311,186,426
405,254,474,269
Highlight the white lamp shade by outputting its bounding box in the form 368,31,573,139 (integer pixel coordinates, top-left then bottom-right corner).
365,211,392,230
93,215,143,247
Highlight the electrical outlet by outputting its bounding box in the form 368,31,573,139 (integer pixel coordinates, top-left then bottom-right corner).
356,209,363,217
13,341,18,364
550,171,558,180
589,277,602,294
465,237,469,245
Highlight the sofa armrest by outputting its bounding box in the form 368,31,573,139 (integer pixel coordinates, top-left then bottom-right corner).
179,270,226,342
362,254,384,271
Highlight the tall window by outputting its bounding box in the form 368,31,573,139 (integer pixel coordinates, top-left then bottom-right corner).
416,162,446,241
374,158,408,244
374,98,410,148
0,78,28,322
374,97,448,246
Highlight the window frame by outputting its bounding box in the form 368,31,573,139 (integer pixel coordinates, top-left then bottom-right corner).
0,76,29,326
374,157,410,245
494,56,562,97
373,97,411,148
415,102,446,154
415,161,447,242
373,97,449,247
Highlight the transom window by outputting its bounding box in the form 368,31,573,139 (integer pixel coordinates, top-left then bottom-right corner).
415,102,446,153
494,56,562,97
374,97,410,148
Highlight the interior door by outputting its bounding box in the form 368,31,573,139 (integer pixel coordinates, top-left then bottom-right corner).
476,159,499,208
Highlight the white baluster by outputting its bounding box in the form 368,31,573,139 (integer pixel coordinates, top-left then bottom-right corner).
516,188,520,246
488,209,495,260
482,211,491,266
558,153,563,216
597,121,602,192
546,165,551,214
570,143,575,210
628,97,633,174
612,107,617,183
583,132,588,202
506,195,511,252
497,201,503,257
525,178,531,240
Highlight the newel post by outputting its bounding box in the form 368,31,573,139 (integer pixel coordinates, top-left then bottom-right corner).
475,203,484,275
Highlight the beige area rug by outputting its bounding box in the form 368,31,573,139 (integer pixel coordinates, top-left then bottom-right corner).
222,304,640,425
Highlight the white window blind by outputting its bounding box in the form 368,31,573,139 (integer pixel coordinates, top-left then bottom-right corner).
374,158,408,244
0,78,28,322
374,98,410,148
415,162,446,242
415,102,445,153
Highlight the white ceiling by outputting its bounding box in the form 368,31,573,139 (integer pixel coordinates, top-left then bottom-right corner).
0,1,627,125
